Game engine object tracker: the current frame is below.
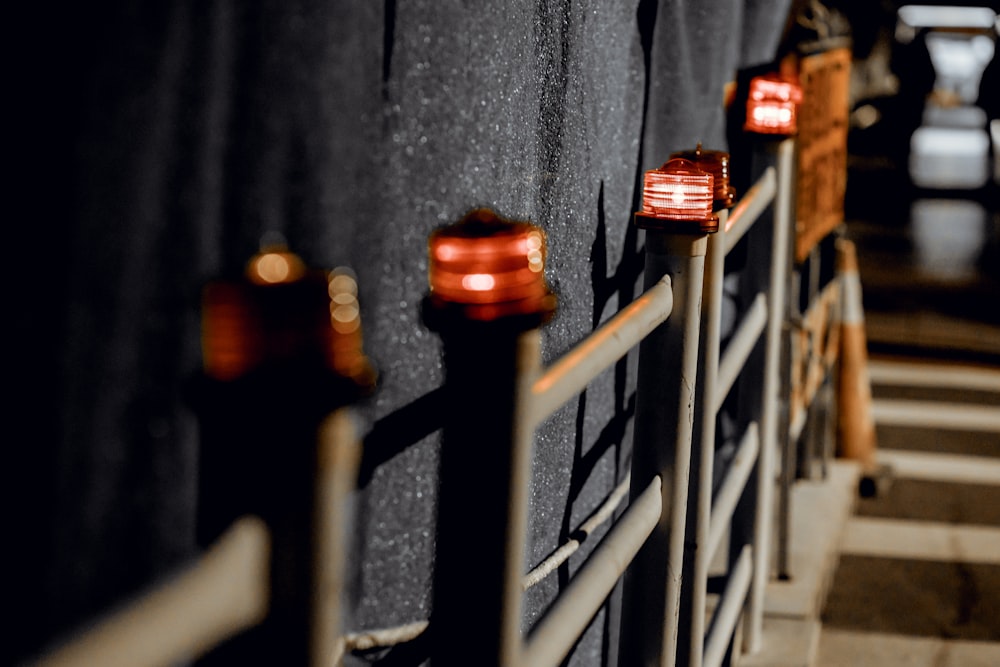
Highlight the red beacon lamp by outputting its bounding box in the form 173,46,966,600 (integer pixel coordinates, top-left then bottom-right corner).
200,244,375,392
634,157,719,234
669,143,736,210
744,73,803,135
426,208,556,324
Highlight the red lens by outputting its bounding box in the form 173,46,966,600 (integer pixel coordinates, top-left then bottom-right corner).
745,74,803,135
428,209,554,320
641,158,715,221
669,144,736,208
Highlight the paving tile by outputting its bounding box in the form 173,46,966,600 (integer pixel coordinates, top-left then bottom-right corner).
840,517,1000,564
817,628,1000,667
854,478,1000,526
821,555,1000,641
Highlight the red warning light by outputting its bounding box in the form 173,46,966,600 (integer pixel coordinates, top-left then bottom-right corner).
325,267,377,388
427,208,555,321
744,74,802,135
201,281,261,381
201,246,374,391
669,144,736,209
634,158,719,233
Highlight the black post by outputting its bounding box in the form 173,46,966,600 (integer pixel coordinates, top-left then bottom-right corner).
424,209,554,667
192,249,374,666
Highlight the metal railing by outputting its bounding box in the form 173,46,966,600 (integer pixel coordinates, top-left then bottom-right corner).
31,409,360,667
30,137,815,667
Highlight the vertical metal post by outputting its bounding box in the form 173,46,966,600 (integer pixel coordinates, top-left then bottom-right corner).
680,209,727,667
313,409,362,667
429,318,541,667
621,230,707,667
734,137,795,654
777,259,801,581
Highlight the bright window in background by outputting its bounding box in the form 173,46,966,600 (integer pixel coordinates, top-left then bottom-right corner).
909,126,991,188
910,199,988,282
896,5,998,104
925,31,995,102
897,5,996,30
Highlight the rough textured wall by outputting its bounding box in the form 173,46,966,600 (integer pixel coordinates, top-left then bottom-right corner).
12,1,791,664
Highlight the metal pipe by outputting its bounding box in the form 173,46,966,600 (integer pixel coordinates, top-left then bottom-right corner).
621,231,707,667
313,409,362,667
714,292,768,415
744,137,796,652
34,516,270,667
723,168,777,256
522,476,663,667
681,211,728,667
531,276,674,425
707,423,760,561
702,545,753,667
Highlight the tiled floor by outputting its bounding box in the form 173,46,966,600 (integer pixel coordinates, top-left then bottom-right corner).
740,139,1000,664
810,131,1000,663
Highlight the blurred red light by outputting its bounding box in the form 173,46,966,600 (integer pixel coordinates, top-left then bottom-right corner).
669,144,736,209
427,208,554,321
634,157,719,233
201,247,374,390
744,74,802,135
202,282,261,381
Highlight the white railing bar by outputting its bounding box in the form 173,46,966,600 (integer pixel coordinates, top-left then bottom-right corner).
34,516,270,667
702,544,753,667
522,476,631,590
522,475,663,667
531,276,674,425
706,423,760,562
723,168,777,256
713,293,768,415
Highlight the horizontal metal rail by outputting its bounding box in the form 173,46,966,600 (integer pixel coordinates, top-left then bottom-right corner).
714,292,768,414
522,476,663,667
702,544,753,667
707,423,760,561
723,167,777,256
531,276,674,425
35,516,270,667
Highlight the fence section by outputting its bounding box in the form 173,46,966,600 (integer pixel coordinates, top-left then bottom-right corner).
30,71,854,665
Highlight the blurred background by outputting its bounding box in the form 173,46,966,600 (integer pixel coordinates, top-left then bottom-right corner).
840,1,999,363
